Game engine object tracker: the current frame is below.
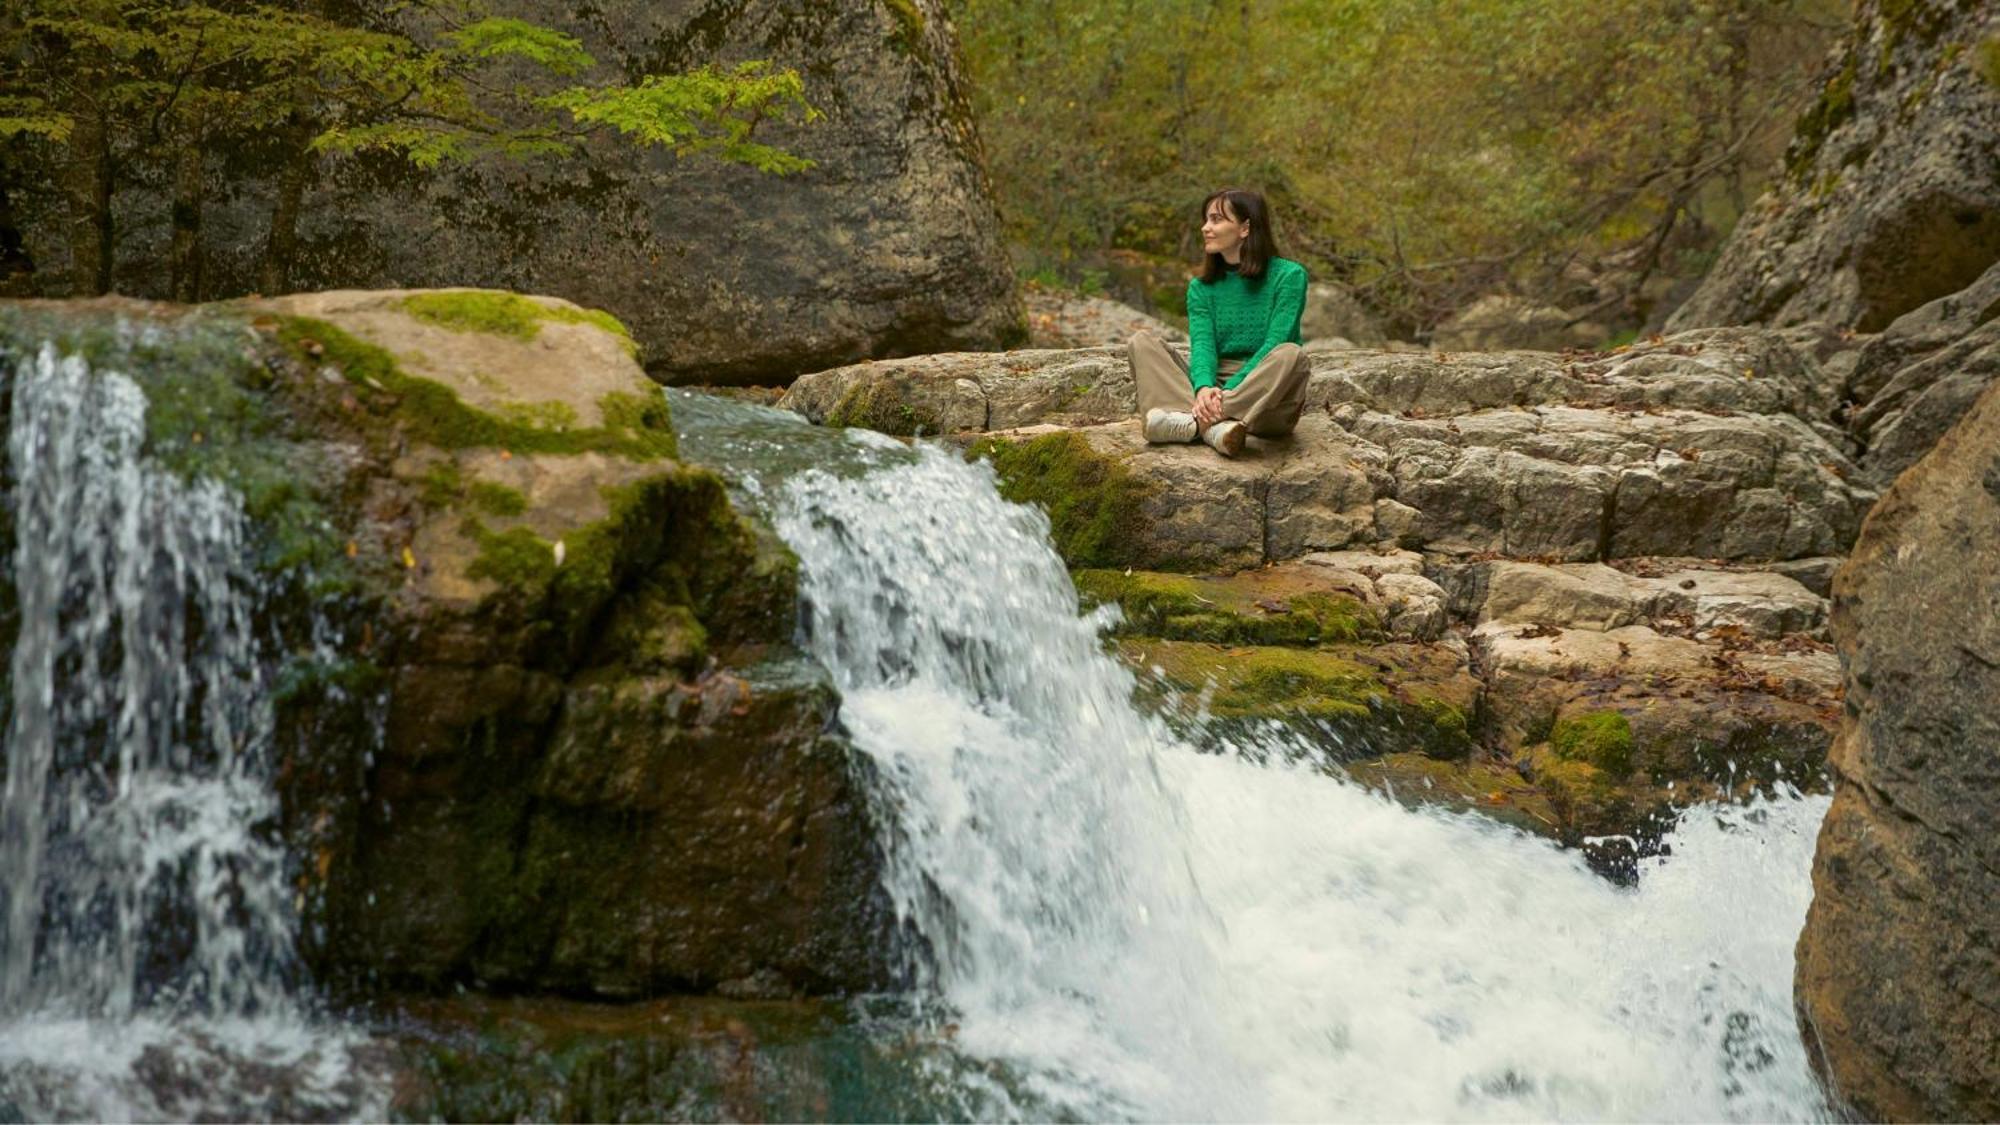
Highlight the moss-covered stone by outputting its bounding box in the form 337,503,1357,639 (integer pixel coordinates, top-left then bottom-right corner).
1344,752,1558,835
1976,35,2000,89
1532,755,1631,833
822,378,940,436
271,315,677,460
401,290,639,357
1550,709,1635,775
1075,567,1380,645
967,432,1155,568
1787,52,1859,181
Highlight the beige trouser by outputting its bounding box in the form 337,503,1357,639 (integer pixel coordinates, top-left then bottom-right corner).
1129,331,1311,438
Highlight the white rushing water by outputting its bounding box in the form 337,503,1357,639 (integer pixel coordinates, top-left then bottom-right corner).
0,344,376,1121
775,435,1830,1123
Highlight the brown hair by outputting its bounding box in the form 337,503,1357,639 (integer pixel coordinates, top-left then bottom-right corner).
1198,188,1279,283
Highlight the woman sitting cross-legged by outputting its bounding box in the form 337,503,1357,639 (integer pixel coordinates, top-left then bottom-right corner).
1130,186,1311,457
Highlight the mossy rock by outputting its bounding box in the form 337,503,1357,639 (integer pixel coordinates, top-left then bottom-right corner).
1529,752,1635,836
968,431,1156,569
1075,567,1381,646
401,290,638,357
1118,638,1475,759
1550,709,1635,776
822,376,941,436
268,314,676,461
1343,752,1559,836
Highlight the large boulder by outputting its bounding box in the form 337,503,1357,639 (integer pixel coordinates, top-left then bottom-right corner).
1299,282,1388,346
1794,377,2000,1120
1668,2,2000,333
1431,294,1605,352
0,291,895,1000
1024,290,1185,349
11,1,1022,386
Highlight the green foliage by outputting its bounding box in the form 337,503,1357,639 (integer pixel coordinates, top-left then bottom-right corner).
3,0,819,294
955,0,1844,332
540,63,819,175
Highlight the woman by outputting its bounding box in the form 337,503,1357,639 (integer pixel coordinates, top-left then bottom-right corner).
1130,187,1311,457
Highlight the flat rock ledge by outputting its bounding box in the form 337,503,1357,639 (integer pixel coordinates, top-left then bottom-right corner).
783,327,1874,572
775,328,1858,867
1077,552,1838,868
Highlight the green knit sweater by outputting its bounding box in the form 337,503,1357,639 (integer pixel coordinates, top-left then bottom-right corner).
1185,256,1309,391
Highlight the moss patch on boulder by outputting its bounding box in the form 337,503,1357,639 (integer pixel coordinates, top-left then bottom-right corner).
823,377,940,436
1075,567,1380,645
272,315,676,460
967,431,1155,568
1550,709,1635,775
402,290,638,357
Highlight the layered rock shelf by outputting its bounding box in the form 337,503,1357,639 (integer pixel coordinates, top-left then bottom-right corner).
778,328,1863,867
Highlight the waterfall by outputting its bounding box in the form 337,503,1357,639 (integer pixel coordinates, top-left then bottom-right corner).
0,342,373,1121
758,423,1832,1122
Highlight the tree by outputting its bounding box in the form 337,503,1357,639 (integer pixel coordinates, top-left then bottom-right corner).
0,1,820,297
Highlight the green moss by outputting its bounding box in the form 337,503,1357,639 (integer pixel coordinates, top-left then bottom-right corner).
1131,640,1382,721
401,291,640,357
468,481,529,517
274,316,676,460
404,292,544,340
466,523,561,589
0,305,351,583
1534,756,1627,831
418,459,529,517
1786,53,1857,181
823,379,939,437
880,0,926,55
1074,569,1380,645
1977,36,2000,89
968,433,1155,569
1411,695,1474,760
459,467,777,662
1551,709,1635,776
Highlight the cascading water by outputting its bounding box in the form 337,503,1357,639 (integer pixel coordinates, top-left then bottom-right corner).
668,390,1835,1122
0,342,375,1122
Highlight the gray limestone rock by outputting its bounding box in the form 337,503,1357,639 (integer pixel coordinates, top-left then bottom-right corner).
1667,3,2000,334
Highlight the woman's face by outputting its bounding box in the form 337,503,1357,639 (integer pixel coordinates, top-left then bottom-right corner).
1201,200,1250,258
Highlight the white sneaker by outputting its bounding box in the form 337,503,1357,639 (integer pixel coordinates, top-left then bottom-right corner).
1144,408,1198,443
1203,419,1246,457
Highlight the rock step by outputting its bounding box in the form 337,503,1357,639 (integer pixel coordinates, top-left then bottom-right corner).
783,329,1874,570
1086,552,1840,870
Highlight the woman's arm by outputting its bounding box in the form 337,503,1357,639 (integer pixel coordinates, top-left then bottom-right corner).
1236,264,1308,377
1186,279,1220,391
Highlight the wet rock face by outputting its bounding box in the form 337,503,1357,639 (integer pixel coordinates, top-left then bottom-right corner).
1668,1,2000,333
1795,377,2000,1121
16,1,1022,386
0,291,896,1000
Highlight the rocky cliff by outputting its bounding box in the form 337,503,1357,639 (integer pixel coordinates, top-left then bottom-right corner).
1793,375,2000,1121
1667,0,2000,333
8,1,1023,386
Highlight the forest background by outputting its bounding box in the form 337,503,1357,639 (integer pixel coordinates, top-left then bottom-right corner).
957,0,1846,342
1,0,1850,347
